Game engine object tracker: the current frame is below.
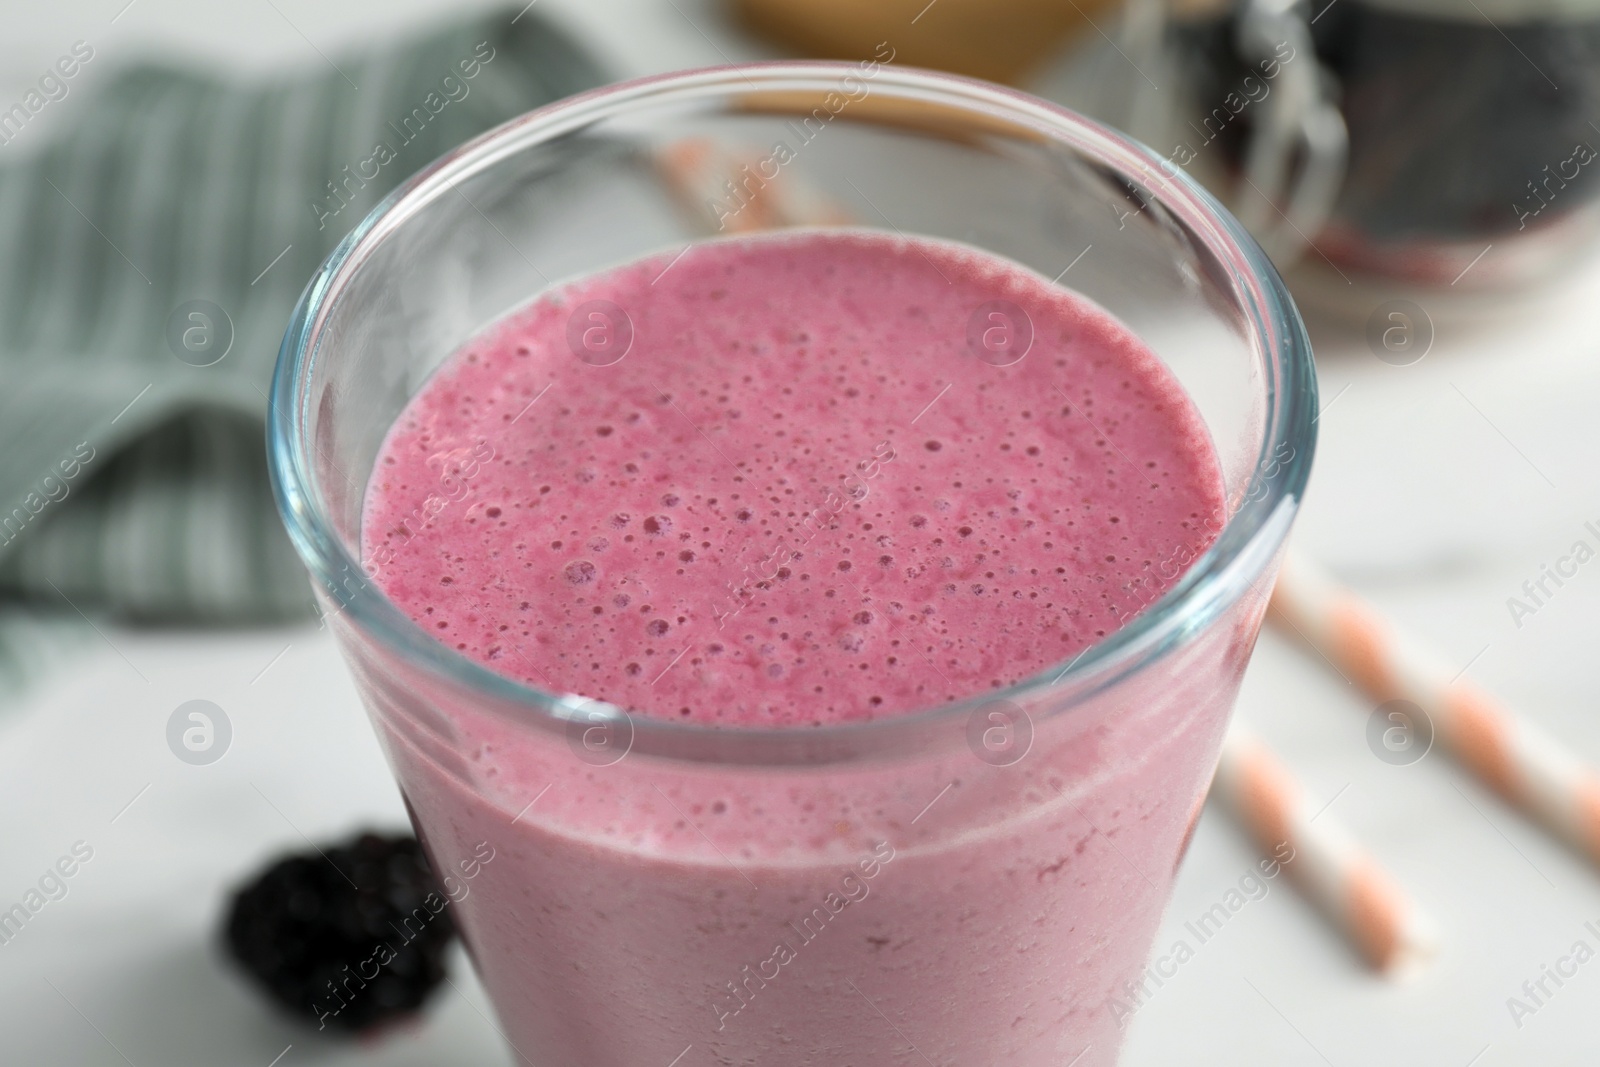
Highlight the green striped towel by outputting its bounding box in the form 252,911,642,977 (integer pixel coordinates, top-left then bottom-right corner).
0,9,604,694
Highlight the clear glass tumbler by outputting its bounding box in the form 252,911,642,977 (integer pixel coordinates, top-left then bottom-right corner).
269,62,1315,1067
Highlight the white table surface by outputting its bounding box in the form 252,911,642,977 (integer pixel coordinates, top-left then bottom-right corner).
4,2,1600,1064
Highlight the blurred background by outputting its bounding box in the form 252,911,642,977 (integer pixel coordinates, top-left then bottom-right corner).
2,0,1600,1062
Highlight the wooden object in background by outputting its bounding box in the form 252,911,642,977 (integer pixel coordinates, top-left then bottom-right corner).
730,0,1123,85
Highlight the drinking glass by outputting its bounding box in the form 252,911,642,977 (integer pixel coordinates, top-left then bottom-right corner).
268,62,1316,1066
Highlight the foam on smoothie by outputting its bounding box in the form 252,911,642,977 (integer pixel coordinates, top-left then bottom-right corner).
362,230,1225,726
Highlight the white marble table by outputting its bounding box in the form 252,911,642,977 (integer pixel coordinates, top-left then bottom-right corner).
3,1,1599,1063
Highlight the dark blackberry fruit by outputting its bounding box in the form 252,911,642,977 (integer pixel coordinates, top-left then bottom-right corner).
223,832,456,1033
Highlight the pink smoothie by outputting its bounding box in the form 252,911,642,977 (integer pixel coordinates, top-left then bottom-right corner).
357,231,1247,1065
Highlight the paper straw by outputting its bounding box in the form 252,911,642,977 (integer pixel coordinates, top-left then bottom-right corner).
1214,724,1438,977
1270,550,1600,867
654,137,853,234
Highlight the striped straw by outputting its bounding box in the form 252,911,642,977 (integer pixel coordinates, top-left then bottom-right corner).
654,137,854,234
1214,724,1439,977
1270,550,1600,867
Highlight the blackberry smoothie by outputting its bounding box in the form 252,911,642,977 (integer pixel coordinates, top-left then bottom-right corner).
359,231,1248,1065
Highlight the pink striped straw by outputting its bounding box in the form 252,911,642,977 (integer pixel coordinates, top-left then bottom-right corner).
1214,723,1438,977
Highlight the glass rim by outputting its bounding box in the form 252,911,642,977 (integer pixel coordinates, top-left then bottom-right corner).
267,61,1317,767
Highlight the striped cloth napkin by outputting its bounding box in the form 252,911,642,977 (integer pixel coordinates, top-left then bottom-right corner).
0,9,604,695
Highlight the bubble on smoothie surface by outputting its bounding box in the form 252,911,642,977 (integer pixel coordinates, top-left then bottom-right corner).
362,231,1225,727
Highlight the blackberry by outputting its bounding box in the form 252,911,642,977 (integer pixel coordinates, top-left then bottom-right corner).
223,832,456,1033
